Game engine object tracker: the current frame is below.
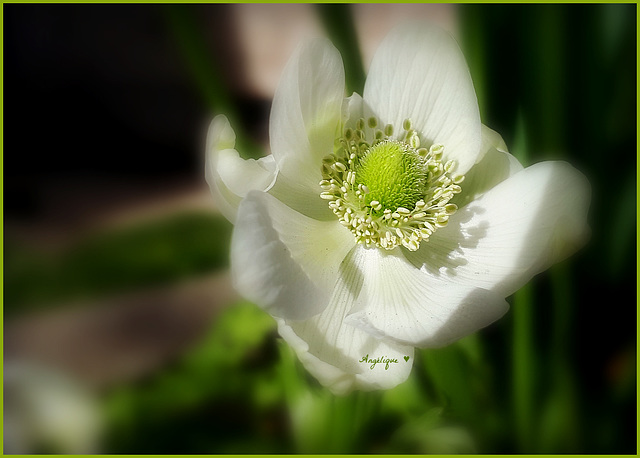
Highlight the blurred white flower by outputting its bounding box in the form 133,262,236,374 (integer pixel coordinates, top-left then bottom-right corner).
4,362,102,454
206,23,590,394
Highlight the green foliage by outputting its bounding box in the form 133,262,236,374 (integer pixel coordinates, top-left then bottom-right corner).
163,5,262,158
102,302,490,454
4,212,232,315
316,4,366,95
104,301,285,454
460,4,635,454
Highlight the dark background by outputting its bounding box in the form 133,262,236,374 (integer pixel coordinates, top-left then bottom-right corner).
5,5,270,223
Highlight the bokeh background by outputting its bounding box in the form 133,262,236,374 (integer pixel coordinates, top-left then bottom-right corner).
3,4,636,454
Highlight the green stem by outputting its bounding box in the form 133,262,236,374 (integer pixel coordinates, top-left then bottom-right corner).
512,281,536,452
316,4,366,95
163,5,261,158
510,110,535,452
459,5,488,120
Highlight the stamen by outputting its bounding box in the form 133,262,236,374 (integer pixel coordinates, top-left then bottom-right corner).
319,117,463,251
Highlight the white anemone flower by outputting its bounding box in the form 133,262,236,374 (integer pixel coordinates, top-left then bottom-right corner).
205,23,590,395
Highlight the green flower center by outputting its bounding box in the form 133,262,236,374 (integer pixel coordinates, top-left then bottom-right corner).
355,140,426,215
319,117,464,251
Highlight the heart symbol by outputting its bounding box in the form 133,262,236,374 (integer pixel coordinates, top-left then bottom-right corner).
404,355,410,362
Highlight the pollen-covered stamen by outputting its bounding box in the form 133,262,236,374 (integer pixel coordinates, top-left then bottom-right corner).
319,117,464,251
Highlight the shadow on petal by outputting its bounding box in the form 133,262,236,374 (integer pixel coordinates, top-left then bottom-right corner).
404,161,590,298
404,204,489,277
415,285,509,348
282,249,413,393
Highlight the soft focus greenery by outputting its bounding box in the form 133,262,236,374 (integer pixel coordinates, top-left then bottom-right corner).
4,213,232,315
5,4,635,454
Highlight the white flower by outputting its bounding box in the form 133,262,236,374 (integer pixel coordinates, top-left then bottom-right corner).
205,23,590,395
4,362,102,454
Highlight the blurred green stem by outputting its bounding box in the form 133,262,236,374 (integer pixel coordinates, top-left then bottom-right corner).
511,112,536,452
421,344,476,422
544,262,581,452
459,5,488,120
164,5,261,158
512,282,536,452
526,6,581,450
608,172,636,277
521,6,566,155
550,263,572,371
316,4,366,95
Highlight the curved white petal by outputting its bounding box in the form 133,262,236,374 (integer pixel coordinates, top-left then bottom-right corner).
207,113,236,151
452,126,523,209
344,246,508,348
217,150,277,197
342,92,365,131
278,248,414,395
267,172,335,222
231,190,354,320
269,38,345,191
205,115,278,223
407,161,591,297
266,94,366,222
363,23,481,175
478,124,510,162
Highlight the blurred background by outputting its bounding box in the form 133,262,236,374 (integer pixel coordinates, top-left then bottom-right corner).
3,4,636,454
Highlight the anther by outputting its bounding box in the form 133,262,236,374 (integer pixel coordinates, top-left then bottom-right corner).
333,162,347,172
409,133,420,149
319,125,462,251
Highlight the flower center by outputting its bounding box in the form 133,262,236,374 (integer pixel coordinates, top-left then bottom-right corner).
319,117,464,251
355,140,426,215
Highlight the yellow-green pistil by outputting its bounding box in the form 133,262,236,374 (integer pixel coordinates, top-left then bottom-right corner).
319,117,464,251
356,140,426,215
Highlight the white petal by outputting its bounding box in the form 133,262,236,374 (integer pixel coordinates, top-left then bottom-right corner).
452,125,523,209
363,23,481,175
231,190,354,320
206,113,236,151
205,115,277,223
217,149,277,197
407,161,591,297
266,93,370,223
477,124,510,162
345,246,508,348
269,38,345,191
278,248,414,395
268,172,335,222
342,92,365,130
